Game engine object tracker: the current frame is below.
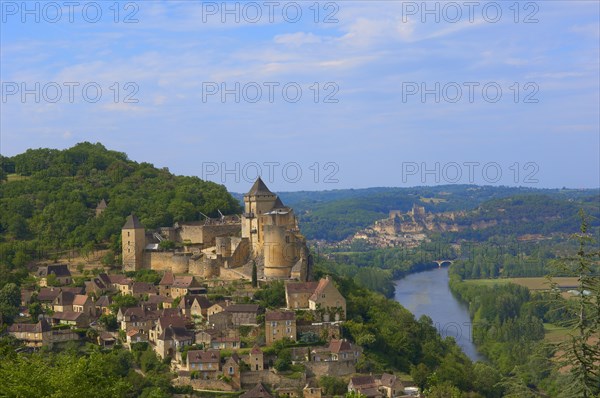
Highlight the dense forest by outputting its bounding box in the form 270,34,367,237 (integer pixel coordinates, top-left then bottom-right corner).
0,142,241,286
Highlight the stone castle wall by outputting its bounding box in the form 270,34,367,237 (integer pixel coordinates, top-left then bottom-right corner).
145,252,189,274
178,224,241,246
305,361,355,378
241,370,306,389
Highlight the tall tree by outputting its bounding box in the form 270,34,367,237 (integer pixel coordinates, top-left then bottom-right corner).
550,210,600,397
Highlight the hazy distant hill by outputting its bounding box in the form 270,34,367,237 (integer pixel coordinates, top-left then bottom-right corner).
237,186,599,241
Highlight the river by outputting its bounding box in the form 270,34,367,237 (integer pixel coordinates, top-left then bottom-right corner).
393,266,484,362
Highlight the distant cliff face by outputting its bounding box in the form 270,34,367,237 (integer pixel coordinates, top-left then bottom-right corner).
343,206,472,248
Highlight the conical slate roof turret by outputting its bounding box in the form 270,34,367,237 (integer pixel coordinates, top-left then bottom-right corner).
246,177,275,197
122,214,144,229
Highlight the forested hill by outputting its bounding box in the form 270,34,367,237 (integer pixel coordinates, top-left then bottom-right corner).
0,143,241,266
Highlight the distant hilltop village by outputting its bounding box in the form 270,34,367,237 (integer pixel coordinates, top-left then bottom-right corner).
345,205,466,248
122,178,311,281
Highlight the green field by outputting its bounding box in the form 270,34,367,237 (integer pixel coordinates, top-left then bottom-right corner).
544,323,572,343
465,277,579,291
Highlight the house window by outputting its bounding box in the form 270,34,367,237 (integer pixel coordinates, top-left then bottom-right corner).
286,328,291,333
229,366,234,375
128,232,130,237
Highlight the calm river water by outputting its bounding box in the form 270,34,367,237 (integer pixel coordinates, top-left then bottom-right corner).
393,267,484,362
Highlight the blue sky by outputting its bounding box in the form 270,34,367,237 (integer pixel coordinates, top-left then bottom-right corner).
1,0,599,192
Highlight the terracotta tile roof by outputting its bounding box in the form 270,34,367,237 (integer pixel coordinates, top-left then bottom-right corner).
240,382,273,398
95,295,111,307
108,274,132,285
265,311,295,321
173,276,200,288
225,304,260,314
54,291,75,305
350,375,376,388
8,319,51,333
309,277,332,302
250,345,262,355
37,288,61,302
72,294,89,306
328,339,353,353
159,325,194,341
285,281,319,294
159,271,174,286
158,315,187,330
53,311,85,321
187,349,220,363
146,295,174,304
127,328,141,337
131,282,158,295
37,264,71,278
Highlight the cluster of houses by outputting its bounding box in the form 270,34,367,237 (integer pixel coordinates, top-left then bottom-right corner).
6,263,418,397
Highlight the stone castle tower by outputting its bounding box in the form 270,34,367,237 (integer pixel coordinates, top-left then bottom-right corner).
122,214,145,272
242,178,307,279
242,177,278,255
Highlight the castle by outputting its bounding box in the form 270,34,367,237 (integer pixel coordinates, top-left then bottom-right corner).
122,178,310,281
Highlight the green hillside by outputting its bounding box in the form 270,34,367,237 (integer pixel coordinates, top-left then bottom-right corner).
0,142,241,278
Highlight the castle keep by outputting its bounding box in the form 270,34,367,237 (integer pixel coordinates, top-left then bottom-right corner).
122,178,309,281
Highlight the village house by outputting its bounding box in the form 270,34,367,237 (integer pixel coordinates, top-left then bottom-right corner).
195,329,218,346
210,336,240,350
95,295,112,316
51,311,89,328
37,287,62,310
155,323,194,359
285,277,346,321
149,315,188,343
247,345,264,371
187,349,220,378
36,264,72,286
118,307,157,337
178,295,212,317
52,291,75,313
311,339,362,363
127,328,147,345
240,382,273,398
72,294,95,317
265,311,296,345
225,304,260,326
348,376,382,398
207,301,229,317
98,331,117,348
223,353,242,388
207,311,230,330
146,294,174,309
84,273,113,296
285,281,319,309
109,274,133,295
7,319,79,347
159,272,204,299
303,385,322,398
7,319,51,347
308,276,346,321
130,282,159,299
379,373,405,398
